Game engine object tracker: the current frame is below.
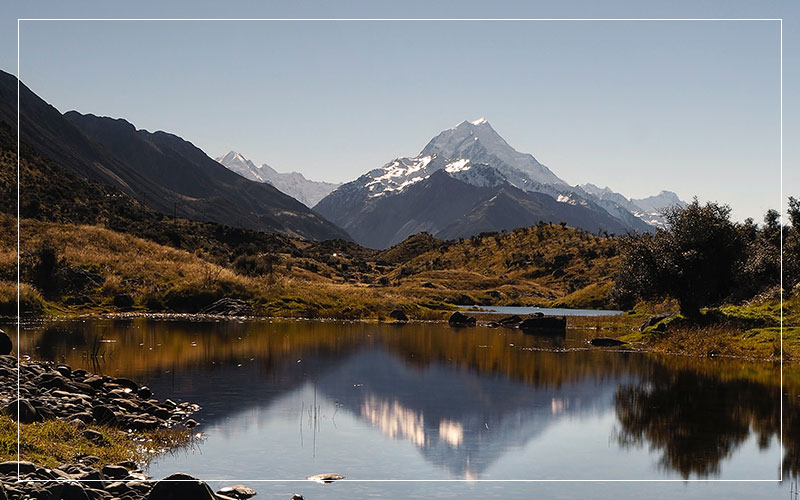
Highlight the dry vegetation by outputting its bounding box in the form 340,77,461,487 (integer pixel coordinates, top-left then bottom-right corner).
0,213,622,320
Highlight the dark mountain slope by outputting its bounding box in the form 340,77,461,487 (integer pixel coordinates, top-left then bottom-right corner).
330,170,631,249
0,70,349,241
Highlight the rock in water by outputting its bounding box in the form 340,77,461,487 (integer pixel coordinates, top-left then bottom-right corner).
216,484,257,499
306,473,346,484
588,337,627,347
497,315,523,327
147,473,216,500
0,329,10,356
448,311,476,327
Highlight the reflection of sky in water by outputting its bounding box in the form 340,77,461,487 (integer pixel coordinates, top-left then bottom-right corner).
16,319,789,499
147,348,780,484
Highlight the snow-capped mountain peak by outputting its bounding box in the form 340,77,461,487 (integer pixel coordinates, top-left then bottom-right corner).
216,151,341,207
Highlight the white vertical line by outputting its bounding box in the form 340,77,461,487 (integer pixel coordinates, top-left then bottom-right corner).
16,17,21,475
779,17,784,484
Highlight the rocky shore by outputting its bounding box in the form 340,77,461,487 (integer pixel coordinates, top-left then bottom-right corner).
0,350,264,500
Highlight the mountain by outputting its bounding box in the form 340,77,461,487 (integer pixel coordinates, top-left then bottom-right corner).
582,184,687,227
216,150,341,207
632,190,687,213
315,119,653,248
0,70,349,241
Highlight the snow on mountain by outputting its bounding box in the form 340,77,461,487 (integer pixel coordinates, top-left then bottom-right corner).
320,118,675,231
217,151,341,207
632,190,687,213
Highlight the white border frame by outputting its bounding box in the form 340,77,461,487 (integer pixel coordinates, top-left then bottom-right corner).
15,17,784,485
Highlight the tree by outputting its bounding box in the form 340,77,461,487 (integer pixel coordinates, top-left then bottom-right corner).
612,200,746,318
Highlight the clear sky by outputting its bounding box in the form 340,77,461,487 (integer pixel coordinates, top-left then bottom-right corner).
2,1,798,222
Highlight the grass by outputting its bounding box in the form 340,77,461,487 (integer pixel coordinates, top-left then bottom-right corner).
0,415,195,469
0,213,626,320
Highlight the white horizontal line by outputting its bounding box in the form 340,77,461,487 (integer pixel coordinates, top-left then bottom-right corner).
17,18,783,22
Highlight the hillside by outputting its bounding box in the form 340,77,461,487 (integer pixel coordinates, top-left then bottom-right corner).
0,70,349,241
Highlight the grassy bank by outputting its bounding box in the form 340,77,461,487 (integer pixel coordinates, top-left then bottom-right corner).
1,214,621,320
574,293,800,362
0,415,194,469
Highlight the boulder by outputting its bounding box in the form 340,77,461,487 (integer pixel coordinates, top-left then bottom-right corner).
92,405,118,426
81,429,107,446
60,482,90,500
389,310,409,322
101,464,129,480
216,484,257,499
498,315,523,327
519,316,567,333
588,337,627,347
0,461,36,475
0,329,10,356
448,311,476,327
3,399,41,424
147,472,216,500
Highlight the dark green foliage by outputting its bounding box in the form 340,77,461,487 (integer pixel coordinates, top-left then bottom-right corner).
614,198,800,316
612,200,747,317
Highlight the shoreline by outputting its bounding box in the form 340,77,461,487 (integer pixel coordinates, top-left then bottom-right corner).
6,308,797,364
0,355,259,500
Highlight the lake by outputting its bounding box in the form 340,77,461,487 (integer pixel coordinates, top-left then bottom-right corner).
12,318,796,499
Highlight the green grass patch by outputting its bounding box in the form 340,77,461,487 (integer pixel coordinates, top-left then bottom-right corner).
0,415,195,469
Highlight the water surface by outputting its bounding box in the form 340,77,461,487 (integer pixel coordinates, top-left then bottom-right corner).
13,318,795,499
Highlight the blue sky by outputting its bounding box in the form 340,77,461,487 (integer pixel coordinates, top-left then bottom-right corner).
2,1,797,222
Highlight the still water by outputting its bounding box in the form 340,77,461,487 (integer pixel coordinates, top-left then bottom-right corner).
14,318,796,499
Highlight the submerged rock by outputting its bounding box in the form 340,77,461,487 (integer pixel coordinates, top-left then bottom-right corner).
448,311,476,327
588,337,627,347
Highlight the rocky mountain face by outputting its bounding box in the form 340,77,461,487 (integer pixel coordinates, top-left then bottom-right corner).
0,70,349,241
216,151,341,207
315,119,678,249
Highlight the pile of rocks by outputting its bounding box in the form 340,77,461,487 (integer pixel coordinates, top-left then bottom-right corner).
0,465,260,500
0,355,198,431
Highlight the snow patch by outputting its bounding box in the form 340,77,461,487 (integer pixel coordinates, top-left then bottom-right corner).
445,159,471,173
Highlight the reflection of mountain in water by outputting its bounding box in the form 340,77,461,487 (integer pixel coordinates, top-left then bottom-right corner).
314,349,626,478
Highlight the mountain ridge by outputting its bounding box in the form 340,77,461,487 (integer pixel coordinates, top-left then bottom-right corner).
216,150,341,207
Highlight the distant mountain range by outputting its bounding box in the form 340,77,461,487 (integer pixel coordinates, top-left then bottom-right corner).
0,70,349,241
216,151,340,207
1,67,684,247
315,119,685,249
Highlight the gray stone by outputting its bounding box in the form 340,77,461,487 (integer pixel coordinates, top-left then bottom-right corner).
216,484,257,499
0,461,36,475
448,311,476,327
3,399,41,424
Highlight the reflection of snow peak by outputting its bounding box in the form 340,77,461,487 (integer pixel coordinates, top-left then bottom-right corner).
361,396,427,447
359,397,465,449
439,419,464,448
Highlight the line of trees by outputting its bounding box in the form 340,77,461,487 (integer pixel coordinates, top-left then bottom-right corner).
612,197,800,318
